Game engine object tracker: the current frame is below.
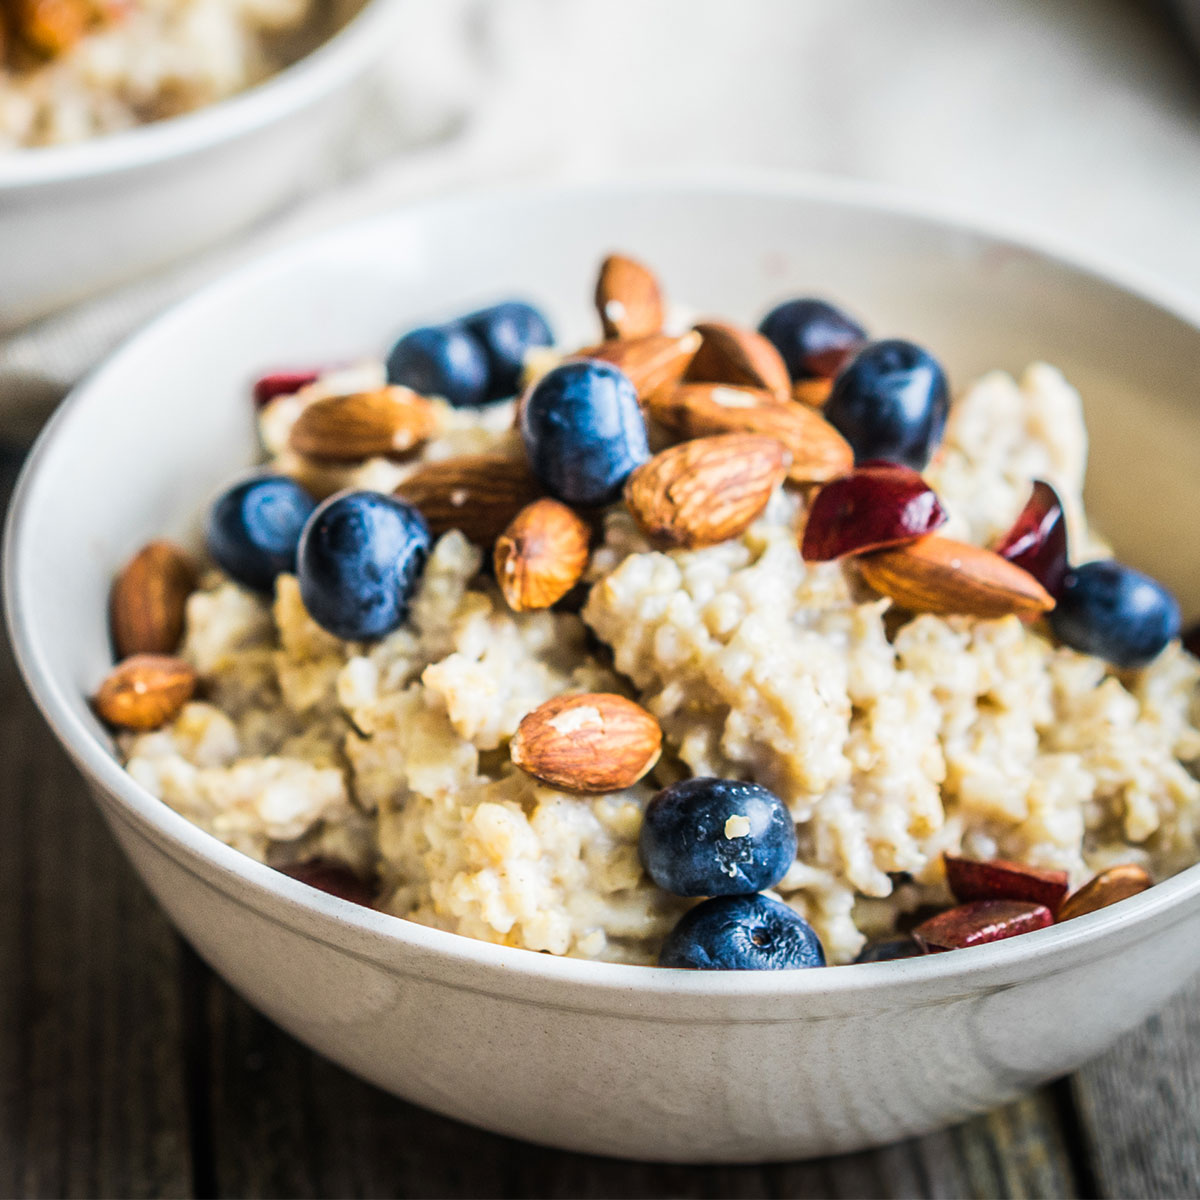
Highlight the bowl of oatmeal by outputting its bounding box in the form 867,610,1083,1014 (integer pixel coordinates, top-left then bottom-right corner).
7,179,1200,1160
0,0,402,328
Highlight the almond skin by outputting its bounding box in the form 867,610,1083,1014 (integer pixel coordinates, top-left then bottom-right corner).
684,321,792,401
495,498,591,612
792,378,834,407
394,454,543,544
1056,864,1152,922
571,332,701,400
646,384,853,485
289,387,437,462
110,540,198,658
93,654,198,731
511,693,662,792
624,434,789,549
595,253,664,340
857,535,1056,619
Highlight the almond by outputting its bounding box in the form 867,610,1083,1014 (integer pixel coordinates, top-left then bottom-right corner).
511,693,662,793
624,434,788,549
856,535,1056,619
684,321,792,401
646,384,853,485
595,253,664,340
394,454,543,544
572,332,701,400
110,540,198,658
93,654,197,731
494,498,591,611
1056,864,1152,922
289,387,437,462
792,378,834,407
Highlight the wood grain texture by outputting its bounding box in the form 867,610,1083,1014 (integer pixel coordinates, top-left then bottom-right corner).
1071,979,1200,1199
0,456,194,1199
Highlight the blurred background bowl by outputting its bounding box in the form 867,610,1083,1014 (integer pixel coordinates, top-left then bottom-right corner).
0,0,405,331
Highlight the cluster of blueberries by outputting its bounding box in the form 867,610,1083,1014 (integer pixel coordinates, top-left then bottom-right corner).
640,778,825,970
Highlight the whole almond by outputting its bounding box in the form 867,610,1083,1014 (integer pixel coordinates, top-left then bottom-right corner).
646,384,853,485
511,693,662,792
595,254,664,340
1056,864,1153,922
289,387,437,462
394,454,543,544
94,654,198,731
624,434,788,549
684,321,792,401
110,540,198,658
495,498,591,611
571,332,702,400
857,535,1056,619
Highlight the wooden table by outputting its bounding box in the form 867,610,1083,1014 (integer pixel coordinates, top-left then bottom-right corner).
1,448,1197,1199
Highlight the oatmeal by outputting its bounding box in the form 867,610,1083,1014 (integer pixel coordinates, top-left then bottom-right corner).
0,0,340,148
97,262,1200,968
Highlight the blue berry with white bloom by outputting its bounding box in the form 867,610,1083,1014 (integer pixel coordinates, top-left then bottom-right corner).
463,301,553,400
659,894,826,970
824,339,949,470
519,360,649,506
297,491,430,640
385,324,490,408
640,777,796,897
1050,560,1180,669
207,475,315,593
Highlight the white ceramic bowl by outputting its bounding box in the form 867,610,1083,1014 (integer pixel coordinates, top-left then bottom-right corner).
0,0,404,330
7,179,1200,1163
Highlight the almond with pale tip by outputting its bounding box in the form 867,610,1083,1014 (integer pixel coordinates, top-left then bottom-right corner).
495,498,591,611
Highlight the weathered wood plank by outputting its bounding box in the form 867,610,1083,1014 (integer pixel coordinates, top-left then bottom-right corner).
196,952,1080,1200
0,454,194,1199
1070,979,1200,1199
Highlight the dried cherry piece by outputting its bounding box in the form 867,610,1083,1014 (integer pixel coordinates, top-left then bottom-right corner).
912,900,1053,953
993,479,1068,597
801,463,947,561
253,369,322,408
280,858,376,907
944,854,1069,913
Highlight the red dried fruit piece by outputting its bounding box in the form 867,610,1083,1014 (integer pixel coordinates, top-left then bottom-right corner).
944,854,1069,913
993,479,1068,597
253,369,322,408
912,900,1054,953
801,463,947,561
280,858,376,907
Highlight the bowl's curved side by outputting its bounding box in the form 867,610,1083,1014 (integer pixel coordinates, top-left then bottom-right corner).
7,178,1200,1159
0,0,407,328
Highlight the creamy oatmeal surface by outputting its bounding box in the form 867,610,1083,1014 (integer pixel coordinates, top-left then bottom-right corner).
0,0,318,148
117,360,1200,965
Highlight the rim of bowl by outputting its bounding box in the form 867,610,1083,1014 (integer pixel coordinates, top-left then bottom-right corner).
0,0,403,189
7,171,1200,1001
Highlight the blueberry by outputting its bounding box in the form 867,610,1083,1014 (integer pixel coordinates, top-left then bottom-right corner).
462,301,553,400
824,339,950,470
519,360,649,505
640,777,796,897
1050,560,1180,669
206,475,316,593
758,298,867,380
659,894,825,970
854,938,923,963
296,491,431,640
385,324,490,408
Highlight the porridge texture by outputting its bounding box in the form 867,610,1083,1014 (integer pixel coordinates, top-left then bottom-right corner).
118,355,1200,965
0,0,321,148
